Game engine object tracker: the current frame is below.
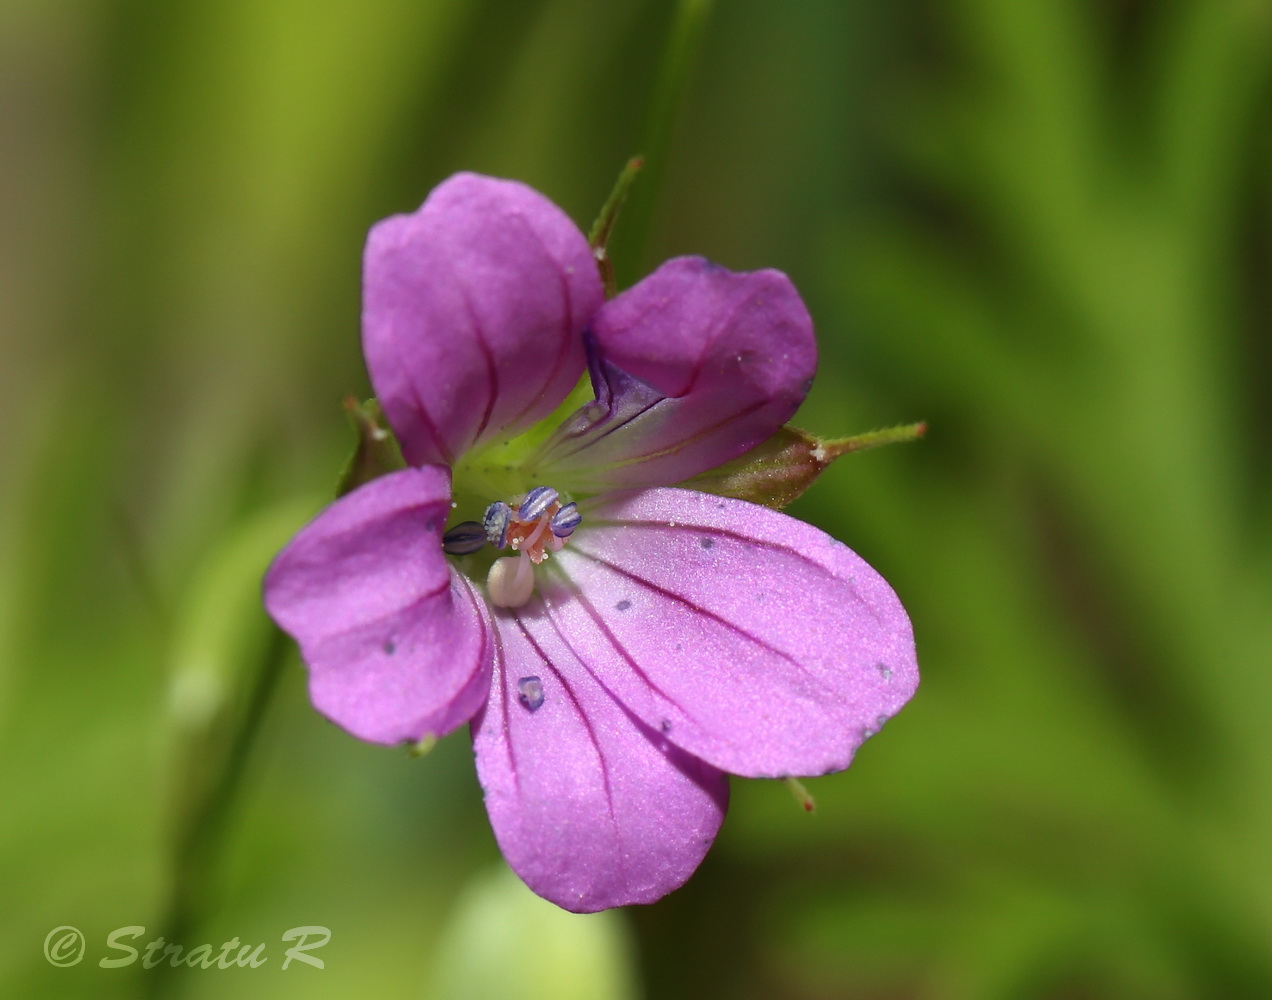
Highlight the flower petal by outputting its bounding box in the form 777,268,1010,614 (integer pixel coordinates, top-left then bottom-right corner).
471,605,729,913
263,467,491,744
363,173,603,466
542,488,917,778
539,256,816,491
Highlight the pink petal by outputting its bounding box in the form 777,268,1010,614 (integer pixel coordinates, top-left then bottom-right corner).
539,257,816,491
543,488,917,778
363,173,603,466
263,467,491,744
471,605,729,913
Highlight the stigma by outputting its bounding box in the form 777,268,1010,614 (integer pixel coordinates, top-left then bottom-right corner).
483,486,580,609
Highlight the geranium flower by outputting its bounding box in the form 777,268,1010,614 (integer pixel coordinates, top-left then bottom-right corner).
264,173,918,912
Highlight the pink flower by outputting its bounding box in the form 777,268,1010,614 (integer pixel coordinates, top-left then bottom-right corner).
264,173,918,912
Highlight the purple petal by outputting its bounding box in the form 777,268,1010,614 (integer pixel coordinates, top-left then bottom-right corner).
542,488,917,778
539,257,816,491
264,467,491,744
471,605,729,913
363,173,603,466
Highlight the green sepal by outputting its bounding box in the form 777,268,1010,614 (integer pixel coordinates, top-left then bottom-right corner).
587,156,644,299
407,734,437,758
681,421,927,509
784,776,816,813
335,397,406,498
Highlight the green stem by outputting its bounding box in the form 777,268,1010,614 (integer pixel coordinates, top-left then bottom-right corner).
146,625,290,998
611,0,714,288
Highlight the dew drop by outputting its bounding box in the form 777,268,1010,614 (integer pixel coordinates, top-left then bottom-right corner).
877,663,893,681
876,713,889,729
700,537,714,549
615,599,631,612
517,675,544,712
659,718,672,733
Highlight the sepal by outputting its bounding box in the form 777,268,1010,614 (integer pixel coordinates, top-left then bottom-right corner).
335,397,406,498
588,156,643,298
681,421,927,509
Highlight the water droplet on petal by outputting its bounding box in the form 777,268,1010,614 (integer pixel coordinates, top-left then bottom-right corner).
615,599,631,611
877,663,893,681
700,537,714,549
517,675,544,712
659,719,672,733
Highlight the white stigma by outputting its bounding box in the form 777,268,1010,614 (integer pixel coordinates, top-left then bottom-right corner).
487,553,536,608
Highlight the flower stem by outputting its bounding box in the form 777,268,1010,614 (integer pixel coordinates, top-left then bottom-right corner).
611,0,714,289
146,624,290,998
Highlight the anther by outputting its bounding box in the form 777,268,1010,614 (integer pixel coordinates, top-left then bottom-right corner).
442,521,487,555
549,502,581,538
518,485,559,520
483,501,512,548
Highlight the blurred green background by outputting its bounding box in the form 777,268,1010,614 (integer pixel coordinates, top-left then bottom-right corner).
3,0,1271,997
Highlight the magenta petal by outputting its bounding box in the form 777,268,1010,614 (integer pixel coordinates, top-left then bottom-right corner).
363,173,602,466
544,488,917,778
471,606,728,913
542,256,816,491
263,467,491,744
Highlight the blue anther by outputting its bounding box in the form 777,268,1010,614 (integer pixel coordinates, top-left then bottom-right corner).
517,675,545,712
550,502,582,538
483,501,512,548
442,521,488,555
519,485,559,520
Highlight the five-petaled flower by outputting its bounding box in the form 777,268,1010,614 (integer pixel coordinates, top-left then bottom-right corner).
263,173,918,912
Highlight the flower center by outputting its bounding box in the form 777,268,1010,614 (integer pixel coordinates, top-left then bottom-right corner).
481,486,581,609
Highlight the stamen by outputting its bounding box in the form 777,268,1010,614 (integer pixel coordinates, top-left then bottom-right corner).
518,485,559,520
442,521,487,555
478,484,580,605
550,502,581,537
513,549,533,591
483,501,511,548
521,515,550,562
